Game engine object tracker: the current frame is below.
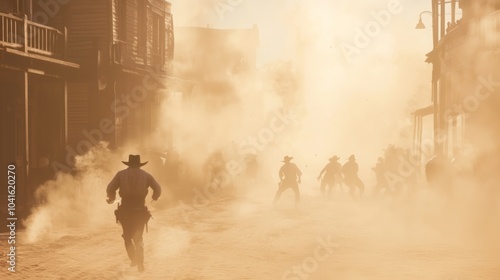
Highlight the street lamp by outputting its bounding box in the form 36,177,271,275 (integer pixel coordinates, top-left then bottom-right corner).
415,11,432,29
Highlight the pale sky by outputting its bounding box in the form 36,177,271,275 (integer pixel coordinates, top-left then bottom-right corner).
169,0,436,65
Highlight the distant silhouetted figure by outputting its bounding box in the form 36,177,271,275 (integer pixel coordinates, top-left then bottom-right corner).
146,150,165,185
372,157,388,196
106,155,161,272
342,155,365,199
205,151,225,187
274,156,302,207
164,148,181,188
317,156,342,199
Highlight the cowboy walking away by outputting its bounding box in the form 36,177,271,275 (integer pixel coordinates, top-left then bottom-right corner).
106,154,162,272
317,155,343,199
274,156,302,207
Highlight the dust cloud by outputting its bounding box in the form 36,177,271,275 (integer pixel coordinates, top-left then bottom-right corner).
164,0,500,271
22,0,500,278
24,143,119,243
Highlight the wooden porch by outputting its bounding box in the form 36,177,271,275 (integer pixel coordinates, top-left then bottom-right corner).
0,12,66,58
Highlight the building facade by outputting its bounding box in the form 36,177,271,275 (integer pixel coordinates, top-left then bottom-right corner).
64,0,174,153
0,0,174,219
0,0,80,215
416,0,500,173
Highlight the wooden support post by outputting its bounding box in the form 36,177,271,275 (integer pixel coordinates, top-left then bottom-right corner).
64,26,67,58
451,0,456,24
22,71,29,178
63,80,68,145
440,0,445,38
23,14,28,52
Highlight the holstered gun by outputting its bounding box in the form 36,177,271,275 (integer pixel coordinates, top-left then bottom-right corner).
114,202,120,224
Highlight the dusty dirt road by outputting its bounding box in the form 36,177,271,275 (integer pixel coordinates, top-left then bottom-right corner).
1,188,500,280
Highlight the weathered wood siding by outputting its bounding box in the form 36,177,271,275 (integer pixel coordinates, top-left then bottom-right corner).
0,0,14,13
67,82,89,147
65,0,109,147
112,0,119,41
165,2,174,68
112,0,173,69
112,0,145,66
66,0,109,70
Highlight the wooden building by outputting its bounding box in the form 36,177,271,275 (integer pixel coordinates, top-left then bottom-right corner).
64,0,174,151
416,0,500,170
0,0,80,216
1,0,175,220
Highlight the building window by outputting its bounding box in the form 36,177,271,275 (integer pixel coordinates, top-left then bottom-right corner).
16,0,28,15
1,0,30,16
152,13,165,65
137,0,146,60
118,0,126,42
152,15,160,55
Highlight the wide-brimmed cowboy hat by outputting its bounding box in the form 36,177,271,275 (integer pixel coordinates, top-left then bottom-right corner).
122,154,148,167
282,156,293,162
348,154,356,161
329,155,340,161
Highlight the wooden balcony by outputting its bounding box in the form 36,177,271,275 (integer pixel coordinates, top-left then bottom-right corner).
0,12,66,58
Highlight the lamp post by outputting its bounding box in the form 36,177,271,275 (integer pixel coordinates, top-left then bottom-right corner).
415,4,442,156
415,11,432,29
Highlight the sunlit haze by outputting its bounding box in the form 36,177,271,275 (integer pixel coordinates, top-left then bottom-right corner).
2,0,499,279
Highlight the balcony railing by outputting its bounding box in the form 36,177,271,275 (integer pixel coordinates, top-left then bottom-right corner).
0,13,66,58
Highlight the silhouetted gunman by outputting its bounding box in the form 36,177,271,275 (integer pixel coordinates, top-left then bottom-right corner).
274,156,302,207
372,157,388,196
106,155,161,272
342,155,365,199
317,156,342,199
